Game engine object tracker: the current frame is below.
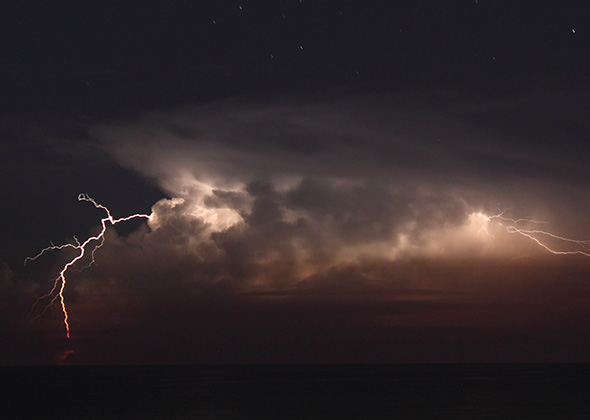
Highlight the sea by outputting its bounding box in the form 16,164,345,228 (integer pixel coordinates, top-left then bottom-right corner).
1,364,589,419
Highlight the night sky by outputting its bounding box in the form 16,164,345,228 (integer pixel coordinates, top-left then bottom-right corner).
2,1,590,365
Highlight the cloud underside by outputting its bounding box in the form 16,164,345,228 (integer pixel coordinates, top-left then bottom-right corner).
4,254,590,364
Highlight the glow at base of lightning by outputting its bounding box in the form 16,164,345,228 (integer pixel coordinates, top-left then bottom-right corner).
25,194,150,339
476,210,590,257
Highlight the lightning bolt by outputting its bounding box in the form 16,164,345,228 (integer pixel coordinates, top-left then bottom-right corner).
26,193,150,338
478,209,590,257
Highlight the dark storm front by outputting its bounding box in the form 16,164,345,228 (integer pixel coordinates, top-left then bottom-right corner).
2,364,589,419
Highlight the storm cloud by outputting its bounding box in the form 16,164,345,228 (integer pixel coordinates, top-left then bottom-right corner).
7,89,590,364
92,90,590,274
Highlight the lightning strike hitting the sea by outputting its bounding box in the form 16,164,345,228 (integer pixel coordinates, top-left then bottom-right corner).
26,194,150,338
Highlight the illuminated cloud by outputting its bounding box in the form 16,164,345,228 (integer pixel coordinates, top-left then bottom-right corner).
15,89,590,359
90,91,590,277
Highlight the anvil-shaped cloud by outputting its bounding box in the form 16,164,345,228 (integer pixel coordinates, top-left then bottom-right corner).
5,89,590,364
91,91,590,282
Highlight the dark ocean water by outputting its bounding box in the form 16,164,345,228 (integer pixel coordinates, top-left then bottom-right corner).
1,364,589,419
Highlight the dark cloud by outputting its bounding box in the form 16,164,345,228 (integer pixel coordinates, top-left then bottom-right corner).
3,0,590,366
85,89,590,291
5,88,590,364
96,89,590,192
91,89,590,246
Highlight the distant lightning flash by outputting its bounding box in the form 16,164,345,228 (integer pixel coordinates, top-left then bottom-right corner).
26,194,150,338
478,209,590,257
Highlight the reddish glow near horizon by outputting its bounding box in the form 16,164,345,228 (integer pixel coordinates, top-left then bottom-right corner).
25,194,150,339
477,210,590,257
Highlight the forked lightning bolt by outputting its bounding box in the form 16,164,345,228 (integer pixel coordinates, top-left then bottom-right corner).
26,194,150,338
479,209,590,257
